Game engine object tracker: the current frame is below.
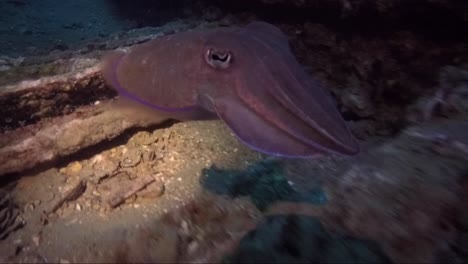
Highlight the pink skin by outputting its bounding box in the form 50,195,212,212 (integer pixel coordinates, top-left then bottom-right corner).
101,21,360,158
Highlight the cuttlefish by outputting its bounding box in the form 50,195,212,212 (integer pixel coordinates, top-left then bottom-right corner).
101,21,359,158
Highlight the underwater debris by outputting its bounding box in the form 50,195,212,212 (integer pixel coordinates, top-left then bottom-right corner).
108,174,157,208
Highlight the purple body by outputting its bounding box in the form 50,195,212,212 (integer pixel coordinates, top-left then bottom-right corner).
101,21,359,158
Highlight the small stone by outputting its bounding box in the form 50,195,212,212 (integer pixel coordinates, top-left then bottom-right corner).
143,151,156,162
110,148,117,156
31,234,41,247
125,194,137,204
77,167,94,179
138,180,165,200
61,205,74,217
134,131,154,145
66,162,82,175
91,154,103,165
121,147,128,155
62,84,71,91
181,221,188,232
24,200,40,211
45,192,56,202
120,149,142,168
128,173,137,180
187,241,199,254
92,156,118,180
76,203,81,211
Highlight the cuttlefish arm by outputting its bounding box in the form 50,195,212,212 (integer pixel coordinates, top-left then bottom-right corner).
101,21,359,158
207,22,359,157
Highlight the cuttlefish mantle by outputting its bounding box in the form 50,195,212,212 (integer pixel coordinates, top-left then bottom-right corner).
101,21,359,158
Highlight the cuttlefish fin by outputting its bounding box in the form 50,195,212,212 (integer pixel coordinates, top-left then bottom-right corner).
99,50,170,124
100,50,215,124
101,49,127,92
214,97,326,158
244,21,289,48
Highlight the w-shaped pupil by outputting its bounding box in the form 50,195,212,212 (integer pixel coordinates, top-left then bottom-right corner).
212,52,229,62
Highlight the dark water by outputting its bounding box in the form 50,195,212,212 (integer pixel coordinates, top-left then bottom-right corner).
2,0,466,57
0,0,192,57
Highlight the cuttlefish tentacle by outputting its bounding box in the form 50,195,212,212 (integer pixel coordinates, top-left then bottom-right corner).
101,21,359,158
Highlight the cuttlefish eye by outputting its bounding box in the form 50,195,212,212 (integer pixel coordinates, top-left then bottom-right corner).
204,48,232,69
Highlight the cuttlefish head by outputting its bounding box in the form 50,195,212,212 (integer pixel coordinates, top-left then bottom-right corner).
194,22,359,158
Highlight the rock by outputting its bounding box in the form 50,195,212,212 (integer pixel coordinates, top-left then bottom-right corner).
106,175,156,208
225,215,392,263
137,179,165,200
31,233,41,247
322,119,468,263
130,131,154,145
